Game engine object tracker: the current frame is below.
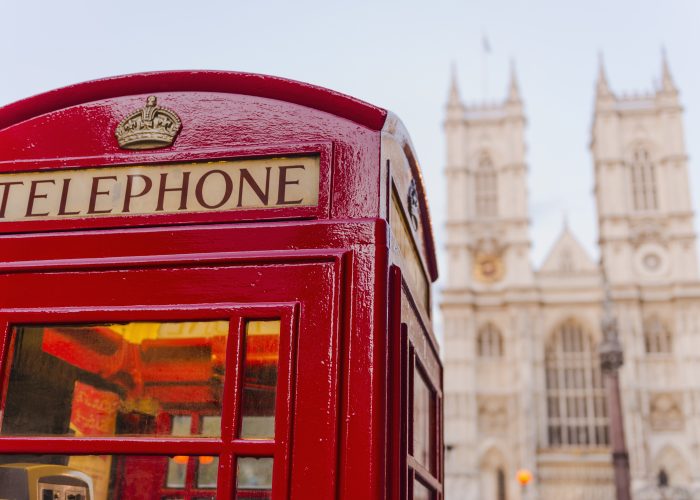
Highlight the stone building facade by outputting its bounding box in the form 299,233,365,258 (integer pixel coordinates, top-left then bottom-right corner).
441,55,700,500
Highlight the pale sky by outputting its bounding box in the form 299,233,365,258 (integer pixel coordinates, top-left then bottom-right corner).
2,0,699,281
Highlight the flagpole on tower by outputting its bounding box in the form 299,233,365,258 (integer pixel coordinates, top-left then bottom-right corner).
482,32,491,100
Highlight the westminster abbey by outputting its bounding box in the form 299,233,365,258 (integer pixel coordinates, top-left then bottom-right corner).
441,54,700,500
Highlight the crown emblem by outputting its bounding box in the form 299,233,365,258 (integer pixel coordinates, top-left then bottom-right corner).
115,96,182,150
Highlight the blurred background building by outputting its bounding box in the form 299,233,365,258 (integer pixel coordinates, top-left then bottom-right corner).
441,54,700,500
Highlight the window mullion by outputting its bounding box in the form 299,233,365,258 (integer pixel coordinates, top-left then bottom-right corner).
546,322,609,449
585,344,596,446
557,340,567,446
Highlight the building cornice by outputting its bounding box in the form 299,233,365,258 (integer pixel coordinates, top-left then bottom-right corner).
440,279,700,308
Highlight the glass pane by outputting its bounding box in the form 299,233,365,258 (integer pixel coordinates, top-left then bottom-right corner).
197,456,219,489
413,365,435,473
413,477,433,500
0,454,217,499
171,415,193,436
1,322,228,437
201,415,222,437
240,320,281,439
236,457,273,491
166,456,188,488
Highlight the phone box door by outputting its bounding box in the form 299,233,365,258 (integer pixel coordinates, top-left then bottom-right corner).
0,259,342,500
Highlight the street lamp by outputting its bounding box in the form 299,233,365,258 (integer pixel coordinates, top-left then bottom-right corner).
599,272,632,500
516,468,533,498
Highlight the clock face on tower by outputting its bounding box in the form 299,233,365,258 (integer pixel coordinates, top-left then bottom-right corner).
474,254,505,283
634,242,669,278
643,253,661,271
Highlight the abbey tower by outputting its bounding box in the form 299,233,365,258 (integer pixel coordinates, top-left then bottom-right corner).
442,55,700,500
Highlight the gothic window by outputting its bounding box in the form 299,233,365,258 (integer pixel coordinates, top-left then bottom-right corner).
477,323,503,358
545,320,608,447
644,317,672,354
629,148,658,211
475,154,498,217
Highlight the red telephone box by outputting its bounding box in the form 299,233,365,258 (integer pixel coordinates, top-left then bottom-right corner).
0,71,442,499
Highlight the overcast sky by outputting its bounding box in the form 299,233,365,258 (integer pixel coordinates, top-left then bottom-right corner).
2,0,699,281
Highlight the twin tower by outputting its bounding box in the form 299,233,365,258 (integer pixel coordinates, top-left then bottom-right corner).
442,55,700,499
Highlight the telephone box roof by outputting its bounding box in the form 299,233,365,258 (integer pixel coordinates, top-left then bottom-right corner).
0,70,388,132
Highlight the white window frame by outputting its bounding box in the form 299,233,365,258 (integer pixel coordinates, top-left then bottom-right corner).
545,320,608,447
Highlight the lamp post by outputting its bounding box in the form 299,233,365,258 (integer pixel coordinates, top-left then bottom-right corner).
599,275,632,500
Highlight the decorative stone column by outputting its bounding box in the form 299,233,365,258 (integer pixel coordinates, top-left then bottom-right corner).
599,279,632,500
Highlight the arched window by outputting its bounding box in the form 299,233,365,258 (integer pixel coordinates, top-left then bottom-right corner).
477,323,503,358
545,320,608,447
475,154,498,217
644,317,672,354
630,148,658,211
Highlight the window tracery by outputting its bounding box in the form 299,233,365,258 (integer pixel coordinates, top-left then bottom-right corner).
545,320,608,447
644,316,672,354
477,323,504,358
630,148,658,211
475,154,498,217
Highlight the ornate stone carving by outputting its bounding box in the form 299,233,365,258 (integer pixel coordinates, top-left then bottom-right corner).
115,96,182,150
629,218,667,247
650,393,684,431
471,235,505,256
477,396,508,435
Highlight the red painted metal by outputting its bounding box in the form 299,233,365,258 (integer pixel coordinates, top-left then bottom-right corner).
0,71,387,133
0,71,441,499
